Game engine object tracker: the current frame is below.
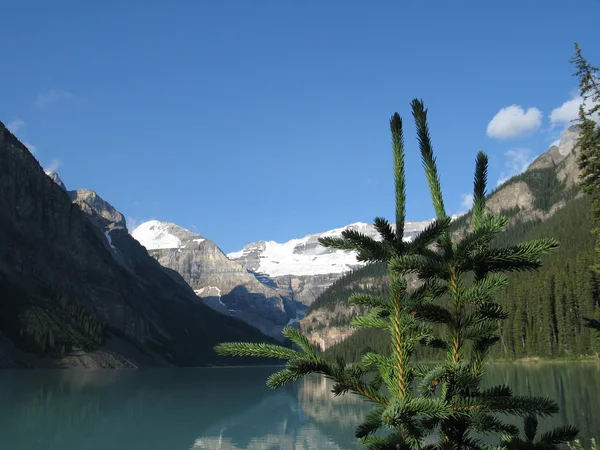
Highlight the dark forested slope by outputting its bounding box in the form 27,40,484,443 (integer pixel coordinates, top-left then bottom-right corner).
0,120,275,368
323,195,599,361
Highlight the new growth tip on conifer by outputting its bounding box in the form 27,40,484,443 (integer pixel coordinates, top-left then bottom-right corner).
215,99,577,450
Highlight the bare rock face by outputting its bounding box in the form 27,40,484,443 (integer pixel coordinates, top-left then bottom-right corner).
557,150,582,188
527,146,563,171
302,299,359,351
132,221,303,339
263,272,348,306
68,189,127,229
486,181,535,215
0,120,272,367
557,125,582,157
479,125,583,220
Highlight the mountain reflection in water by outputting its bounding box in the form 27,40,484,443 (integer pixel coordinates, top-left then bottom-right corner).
0,363,598,450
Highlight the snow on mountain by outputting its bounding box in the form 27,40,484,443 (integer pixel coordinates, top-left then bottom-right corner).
131,220,186,249
227,220,434,278
104,230,116,249
131,219,303,339
45,170,67,191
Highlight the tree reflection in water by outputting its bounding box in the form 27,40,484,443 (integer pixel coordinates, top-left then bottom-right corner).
0,364,597,450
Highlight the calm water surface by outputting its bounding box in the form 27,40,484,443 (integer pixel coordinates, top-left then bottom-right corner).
0,363,598,449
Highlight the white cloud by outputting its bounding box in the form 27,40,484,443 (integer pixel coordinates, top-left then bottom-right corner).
550,139,560,148
497,148,535,186
549,93,600,127
550,96,582,126
459,193,474,213
34,90,74,109
45,159,62,172
487,105,542,140
7,118,25,134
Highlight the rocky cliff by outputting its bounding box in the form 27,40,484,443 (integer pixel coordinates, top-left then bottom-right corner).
132,221,305,339
0,120,274,368
228,220,433,306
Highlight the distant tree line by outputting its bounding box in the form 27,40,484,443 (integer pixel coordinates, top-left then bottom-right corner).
324,195,600,362
0,276,106,357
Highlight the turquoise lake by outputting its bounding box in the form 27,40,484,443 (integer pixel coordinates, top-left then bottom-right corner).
0,363,598,449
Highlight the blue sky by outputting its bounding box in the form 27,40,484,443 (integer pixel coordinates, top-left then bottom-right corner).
2,1,599,253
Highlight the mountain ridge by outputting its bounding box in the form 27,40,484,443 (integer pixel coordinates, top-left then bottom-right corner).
301,124,585,351
0,120,275,368
228,219,434,305
132,220,304,340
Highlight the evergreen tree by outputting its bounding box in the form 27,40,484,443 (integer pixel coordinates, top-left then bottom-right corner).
322,195,600,362
571,42,600,274
215,100,577,449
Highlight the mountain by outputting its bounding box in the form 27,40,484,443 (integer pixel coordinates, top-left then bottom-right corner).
325,195,599,362
45,170,66,191
301,125,586,351
228,220,433,306
132,221,304,340
0,120,274,368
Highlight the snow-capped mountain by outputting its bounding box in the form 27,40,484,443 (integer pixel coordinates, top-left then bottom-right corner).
228,220,434,305
45,170,67,191
132,220,304,339
132,220,205,250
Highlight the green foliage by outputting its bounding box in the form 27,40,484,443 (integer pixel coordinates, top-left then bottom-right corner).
492,197,600,359
0,274,105,356
215,100,577,449
325,196,600,361
503,415,578,450
571,43,600,275
307,262,387,314
568,439,599,450
505,168,578,213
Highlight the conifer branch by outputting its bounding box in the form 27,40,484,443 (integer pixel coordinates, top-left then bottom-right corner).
524,415,538,442
455,215,508,262
318,233,389,262
391,112,407,240
537,426,579,447
352,315,391,330
464,274,509,304
374,217,397,246
356,405,387,438
266,368,304,388
414,303,453,324
486,394,559,417
360,433,410,450
474,239,560,273
349,293,390,309
214,342,301,360
472,152,489,231
471,412,519,436
282,326,319,358
409,216,452,251
418,365,446,397
411,99,447,221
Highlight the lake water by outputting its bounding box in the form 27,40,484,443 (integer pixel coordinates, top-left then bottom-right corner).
0,363,598,449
